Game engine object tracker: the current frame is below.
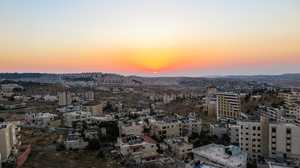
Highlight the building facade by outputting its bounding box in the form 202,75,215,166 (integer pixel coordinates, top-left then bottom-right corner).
217,92,241,120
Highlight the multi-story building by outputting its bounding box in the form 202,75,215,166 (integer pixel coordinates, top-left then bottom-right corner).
205,85,218,116
119,119,143,137
283,93,300,107
84,126,106,139
65,134,88,150
285,104,300,119
25,112,61,127
63,111,91,127
209,123,228,139
0,121,21,163
164,136,193,160
228,124,239,144
84,91,94,100
58,90,71,106
149,117,182,140
256,104,285,120
217,92,241,120
116,134,158,165
82,100,103,115
238,116,300,161
181,113,202,137
192,144,247,168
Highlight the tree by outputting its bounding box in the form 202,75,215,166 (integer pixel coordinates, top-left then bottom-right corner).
82,121,88,130
13,88,23,92
72,121,78,129
87,138,101,150
0,117,5,122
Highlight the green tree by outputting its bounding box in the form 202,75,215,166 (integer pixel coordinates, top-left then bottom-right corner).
72,121,78,129
87,138,101,150
97,149,105,158
82,121,88,130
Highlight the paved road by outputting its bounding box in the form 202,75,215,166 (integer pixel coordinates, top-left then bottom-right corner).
164,150,186,168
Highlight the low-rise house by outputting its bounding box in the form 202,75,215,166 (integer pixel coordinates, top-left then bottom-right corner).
192,144,247,168
63,111,91,127
116,134,159,165
44,93,58,102
1,84,23,91
65,134,88,150
84,126,106,139
119,119,143,137
164,136,193,160
25,112,61,127
3,102,26,109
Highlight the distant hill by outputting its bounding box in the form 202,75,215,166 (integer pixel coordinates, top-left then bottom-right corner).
219,73,300,80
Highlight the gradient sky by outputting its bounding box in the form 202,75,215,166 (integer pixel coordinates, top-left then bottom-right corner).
1,0,300,77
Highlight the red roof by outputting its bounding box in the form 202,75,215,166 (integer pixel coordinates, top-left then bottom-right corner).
209,85,216,88
139,134,157,144
83,100,101,106
50,93,57,96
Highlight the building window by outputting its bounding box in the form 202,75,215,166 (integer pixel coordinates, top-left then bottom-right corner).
253,133,256,136
272,128,276,133
287,129,291,134
257,126,261,130
253,126,256,130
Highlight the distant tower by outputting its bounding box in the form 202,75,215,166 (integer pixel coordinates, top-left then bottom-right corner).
58,90,71,106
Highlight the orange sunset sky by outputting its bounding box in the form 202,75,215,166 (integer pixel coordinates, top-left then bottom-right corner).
1,0,300,77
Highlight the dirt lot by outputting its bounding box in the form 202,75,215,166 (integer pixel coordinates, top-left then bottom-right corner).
22,149,122,168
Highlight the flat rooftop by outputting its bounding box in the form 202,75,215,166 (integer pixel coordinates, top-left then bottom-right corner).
192,144,247,168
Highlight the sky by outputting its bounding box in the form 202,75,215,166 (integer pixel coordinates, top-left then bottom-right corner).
1,0,300,77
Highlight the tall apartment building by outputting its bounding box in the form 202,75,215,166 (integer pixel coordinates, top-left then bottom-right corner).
119,119,144,137
0,121,21,163
84,91,94,100
205,85,218,116
238,117,300,161
82,100,102,115
116,134,158,164
163,136,193,160
149,117,182,140
283,93,300,107
63,111,91,127
25,112,61,127
58,90,71,106
217,92,241,120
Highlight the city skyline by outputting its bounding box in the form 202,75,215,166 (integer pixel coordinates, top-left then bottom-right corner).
1,0,300,77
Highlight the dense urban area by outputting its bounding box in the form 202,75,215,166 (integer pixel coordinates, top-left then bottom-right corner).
1,72,300,168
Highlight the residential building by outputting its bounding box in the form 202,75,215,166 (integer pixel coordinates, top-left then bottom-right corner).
44,94,58,102
58,90,71,106
119,119,143,137
209,123,228,139
205,85,218,116
84,126,106,139
217,92,241,120
238,116,300,160
84,91,94,100
256,104,285,120
1,84,23,91
164,136,193,160
149,117,182,140
82,100,103,115
116,134,158,165
0,121,21,163
63,111,91,127
283,93,300,107
228,124,239,144
181,113,202,137
285,104,300,119
65,134,88,150
25,112,61,127
192,144,247,168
